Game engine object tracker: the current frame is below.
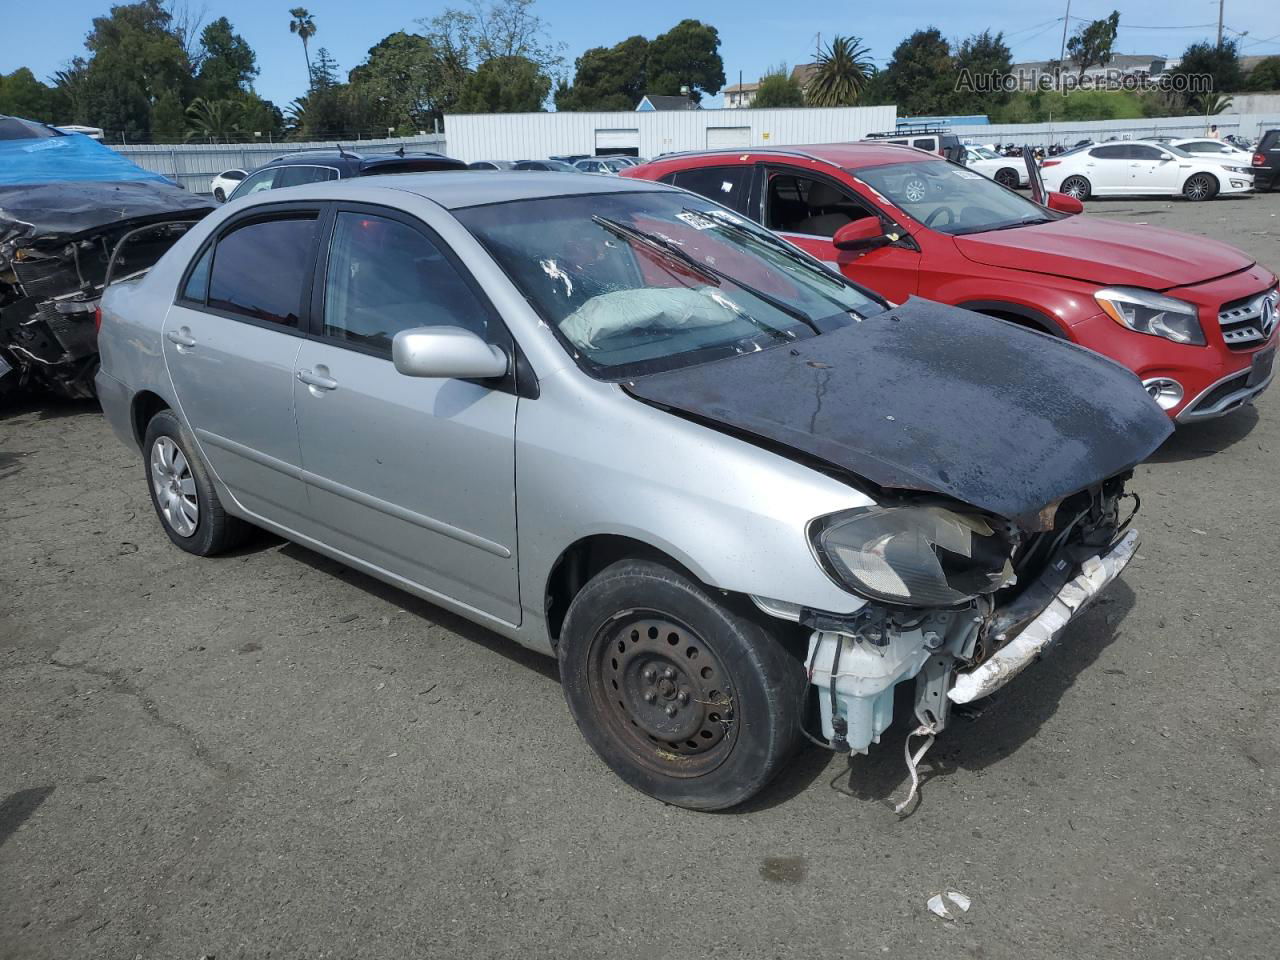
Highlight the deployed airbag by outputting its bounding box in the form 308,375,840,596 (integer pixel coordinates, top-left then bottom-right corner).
559,285,739,350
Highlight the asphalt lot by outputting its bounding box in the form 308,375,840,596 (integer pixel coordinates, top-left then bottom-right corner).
3,190,1279,960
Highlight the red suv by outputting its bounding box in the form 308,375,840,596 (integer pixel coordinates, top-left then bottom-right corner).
623,144,1277,422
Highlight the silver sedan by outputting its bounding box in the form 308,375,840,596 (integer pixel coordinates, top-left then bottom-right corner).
96,172,1170,810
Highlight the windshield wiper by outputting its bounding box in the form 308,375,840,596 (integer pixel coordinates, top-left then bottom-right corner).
592,215,821,333
981,216,1053,232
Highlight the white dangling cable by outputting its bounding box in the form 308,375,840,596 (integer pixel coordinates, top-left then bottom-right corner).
892,721,937,815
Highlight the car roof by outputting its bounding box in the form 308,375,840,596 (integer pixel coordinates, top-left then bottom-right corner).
277,170,673,209
637,142,938,171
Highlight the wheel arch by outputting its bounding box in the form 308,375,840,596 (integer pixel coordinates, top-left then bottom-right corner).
543,534,714,646
956,300,1070,338
130,389,172,448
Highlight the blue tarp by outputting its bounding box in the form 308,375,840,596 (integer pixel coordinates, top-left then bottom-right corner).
0,132,168,187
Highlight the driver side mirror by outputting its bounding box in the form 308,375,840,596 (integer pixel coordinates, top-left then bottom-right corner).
392,326,508,380
833,218,899,252
1045,191,1084,215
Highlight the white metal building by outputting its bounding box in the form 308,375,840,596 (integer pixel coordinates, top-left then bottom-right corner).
443,106,897,163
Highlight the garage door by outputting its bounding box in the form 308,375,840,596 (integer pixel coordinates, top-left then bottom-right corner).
706,127,751,149
595,128,639,153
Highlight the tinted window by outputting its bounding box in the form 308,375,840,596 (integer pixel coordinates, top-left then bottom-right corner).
1129,145,1165,161
671,166,753,212
276,164,339,188
912,138,936,150
322,212,489,353
181,245,212,303
231,168,277,199
223,170,246,181
208,215,317,326
1089,145,1127,159
766,172,873,236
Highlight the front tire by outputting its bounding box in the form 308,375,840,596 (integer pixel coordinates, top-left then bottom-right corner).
1183,173,1217,202
143,409,251,555
1060,175,1091,201
213,187,226,203
558,560,804,810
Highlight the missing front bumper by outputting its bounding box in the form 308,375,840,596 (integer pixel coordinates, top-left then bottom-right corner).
948,528,1139,704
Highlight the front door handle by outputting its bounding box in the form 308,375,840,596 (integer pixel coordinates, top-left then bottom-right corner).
166,328,196,348
297,368,338,391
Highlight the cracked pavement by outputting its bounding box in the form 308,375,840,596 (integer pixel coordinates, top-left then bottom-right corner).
2,194,1279,959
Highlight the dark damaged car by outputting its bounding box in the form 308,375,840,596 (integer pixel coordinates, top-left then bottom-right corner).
0,116,211,398
95,173,1171,810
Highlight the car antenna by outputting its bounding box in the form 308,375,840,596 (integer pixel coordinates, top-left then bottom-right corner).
395,145,405,158
335,143,352,158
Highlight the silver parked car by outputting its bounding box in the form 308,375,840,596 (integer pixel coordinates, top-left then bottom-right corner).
96,172,1171,810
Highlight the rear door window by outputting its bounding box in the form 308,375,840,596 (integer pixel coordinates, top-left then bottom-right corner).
208,214,318,327
1089,145,1128,160
912,138,937,151
275,165,339,188
669,166,753,213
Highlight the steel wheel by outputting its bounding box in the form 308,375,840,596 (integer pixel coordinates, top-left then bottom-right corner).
1184,173,1215,201
1061,176,1090,201
587,611,737,778
150,435,198,537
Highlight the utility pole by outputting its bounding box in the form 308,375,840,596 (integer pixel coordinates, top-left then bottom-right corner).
1059,0,1072,67
1217,0,1224,47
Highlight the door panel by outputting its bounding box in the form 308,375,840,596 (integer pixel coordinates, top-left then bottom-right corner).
163,212,319,526
292,209,520,623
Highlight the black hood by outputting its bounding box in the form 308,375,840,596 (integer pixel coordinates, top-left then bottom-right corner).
624,298,1172,523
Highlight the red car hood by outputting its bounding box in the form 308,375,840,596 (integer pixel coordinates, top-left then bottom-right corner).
954,216,1254,289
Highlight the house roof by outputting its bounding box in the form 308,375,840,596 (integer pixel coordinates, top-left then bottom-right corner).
637,95,699,111
790,63,818,87
724,82,760,94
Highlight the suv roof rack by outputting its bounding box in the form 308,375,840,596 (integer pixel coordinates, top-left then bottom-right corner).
866,125,953,138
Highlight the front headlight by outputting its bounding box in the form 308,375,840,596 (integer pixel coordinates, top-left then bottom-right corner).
1095,286,1205,345
810,506,1014,607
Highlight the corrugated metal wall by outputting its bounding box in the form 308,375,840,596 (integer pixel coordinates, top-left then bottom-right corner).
111,134,448,195
442,107,899,163
951,113,1278,146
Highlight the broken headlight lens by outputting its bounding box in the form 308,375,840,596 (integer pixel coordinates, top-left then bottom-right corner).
1095,287,1205,346
810,506,1014,607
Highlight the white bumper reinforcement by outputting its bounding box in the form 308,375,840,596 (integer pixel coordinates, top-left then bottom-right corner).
948,528,1140,705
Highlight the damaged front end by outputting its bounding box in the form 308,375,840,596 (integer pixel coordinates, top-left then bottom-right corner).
795,477,1140,759
0,123,212,398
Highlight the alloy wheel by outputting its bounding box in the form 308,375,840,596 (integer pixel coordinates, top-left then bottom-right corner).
150,436,199,537
1185,174,1213,201
1061,176,1089,200
588,612,737,778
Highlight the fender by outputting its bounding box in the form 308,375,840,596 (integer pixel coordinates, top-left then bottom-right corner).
955,299,1070,338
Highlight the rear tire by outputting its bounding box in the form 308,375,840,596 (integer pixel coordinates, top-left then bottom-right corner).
143,409,251,556
994,168,1019,188
557,559,804,810
1060,175,1091,201
213,187,226,203
1183,173,1217,202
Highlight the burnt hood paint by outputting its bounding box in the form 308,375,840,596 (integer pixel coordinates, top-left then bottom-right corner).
954,216,1254,289
624,298,1172,523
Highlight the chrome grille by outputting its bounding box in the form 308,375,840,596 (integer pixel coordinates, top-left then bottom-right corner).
1217,287,1278,349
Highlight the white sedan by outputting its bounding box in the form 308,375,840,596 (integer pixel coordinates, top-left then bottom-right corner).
1165,137,1256,166
962,146,1027,188
1040,141,1253,201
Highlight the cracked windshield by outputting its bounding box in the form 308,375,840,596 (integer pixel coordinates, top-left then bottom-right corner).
457,191,884,376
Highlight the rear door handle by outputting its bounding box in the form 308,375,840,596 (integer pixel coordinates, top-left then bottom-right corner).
166,328,196,348
297,368,338,391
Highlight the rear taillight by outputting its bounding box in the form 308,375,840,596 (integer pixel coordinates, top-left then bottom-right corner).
1041,159,1060,168
94,305,103,331
1254,152,1266,167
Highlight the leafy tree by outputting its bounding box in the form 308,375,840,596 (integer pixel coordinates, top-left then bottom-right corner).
236,93,284,137
555,36,649,111
953,30,1012,111
877,28,962,116
150,87,187,138
1245,56,1280,92
417,0,563,77
309,47,341,90
197,17,258,101
805,35,874,106
1066,12,1120,80
184,96,241,141
348,30,467,130
646,19,725,102
288,7,317,86
1171,39,1244,97
0,68,57,122
455,55,550,112
751,65,805,108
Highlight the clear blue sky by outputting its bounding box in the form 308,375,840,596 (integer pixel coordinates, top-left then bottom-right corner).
3,0,1278,110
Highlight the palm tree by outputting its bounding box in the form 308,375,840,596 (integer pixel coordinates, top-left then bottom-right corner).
805,35,875,107
185,98,242,143
288,8,317,87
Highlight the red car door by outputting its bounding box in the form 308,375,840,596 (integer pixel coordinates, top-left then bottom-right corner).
760,165,921,303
